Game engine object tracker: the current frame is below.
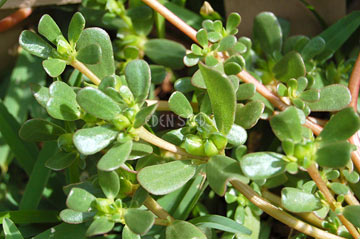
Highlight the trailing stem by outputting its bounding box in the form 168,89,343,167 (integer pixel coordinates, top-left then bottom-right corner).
144,196,174,222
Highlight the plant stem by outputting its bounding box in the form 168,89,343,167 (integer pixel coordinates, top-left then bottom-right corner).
141,0,198,43
71,60,101,85
144,196,174,222
154,218,170,226
230,180,346,239
135,126,207,161
348,52,360,112
307,164,360,239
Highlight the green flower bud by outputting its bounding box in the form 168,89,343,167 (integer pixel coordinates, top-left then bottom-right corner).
294,142,314,161
204,139,219,156
119,179,133,198
210,132,227,150
195,113,217,135
112,114,131,131
56,35,72,56
119,85,134,105
183,134,205,156
95,198,114,214
123,108,137,122
57,133,75,152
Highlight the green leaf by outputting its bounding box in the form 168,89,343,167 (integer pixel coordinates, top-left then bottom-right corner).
76,44,102,64
76,28,115,79
38,14,63,45
240,152,286,180
73,125,118,155
19,30,57,59
137,160,196,195
270,107,302,143
320,107,360,142
206,155,249,196
190,215,251,235
150,65,166,84
125,60,151,104
166,220,207,239
130,187,149,208
226,124,247,146
60,209,95,224
169,91,193,118
19,119,65,142
144,39,186,70
174,77,196,93
316,141,352,168
2,218,24,239
199,63,236,134
98,170,120,199
253,12,282,56
301,36,325,61
86,217,114,237
218,35,237,52
343,205,360,228
0,210,59,224
299,89,320,102
33,223,86,239
196,29,208,47
317,11,360,62
46,81,81,121
329,182,349,195
122,225,141,239
19,142,57,210
68,12,86,45
66,188,96,212
77,87,121,120
133,104,157,128
281,187,322,213
42,58,67,77
31,84,49,108
46,150,78,171
235,101,264,129
97,141,133,171
307,84,351,112
236,83,256,100
124,209,155,235
273,52,306,83
226,12,241,31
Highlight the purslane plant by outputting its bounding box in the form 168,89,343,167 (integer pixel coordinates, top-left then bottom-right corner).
1,1,360,238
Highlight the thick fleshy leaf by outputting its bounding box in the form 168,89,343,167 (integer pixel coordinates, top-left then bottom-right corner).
299,89,320,102
46,81,81,121
76,28,115,79
86,217,114,237
316,140,352,168
124,209,155,235
97,141,132,171
76,44,102,65
206,155,249,196
144,39,186,70
218,35,237,52
240,152,286,180
253,12,282,56
19,119,65,141
60,209,95,224
73,125,118,155
77,87,121,120
169,91,193,118
31,84,50,108
236,83,256,100
68,12,86,45
273,51,306,83
190,215,251,235
98,170,120,200
133,104,157,128
122,225,141,239
130,142,153,159
199,63,236,134
42,58,67,77
125,60,151,104
226,124,247,146
67,188,96,212
166,220,206,239
301,36,325,61
174,77,196,93
329,182,349,195
19,30,57,59
150,65,166,84
226,12,241,32
343,205,360,228
270,107,302,143
307,84,351,112
235,101,264,129
320,107,360,142
2,218,24,239
38,14,62,44
46,151,77,171
137,160,196,195
281,187,322,213
130,187,149,208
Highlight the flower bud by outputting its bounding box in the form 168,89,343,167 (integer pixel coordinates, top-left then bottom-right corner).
209,132,227,150
57,133,75,152
56,35,72,56
112,114,131,131
204,139,219,156
119,85,134,105
95,198,114,214
183,134,205,156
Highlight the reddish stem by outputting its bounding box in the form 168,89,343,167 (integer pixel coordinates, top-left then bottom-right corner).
348,52,360,112
0,8,32,33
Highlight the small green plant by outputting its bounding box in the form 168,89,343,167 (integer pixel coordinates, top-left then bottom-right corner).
1,1,360,239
